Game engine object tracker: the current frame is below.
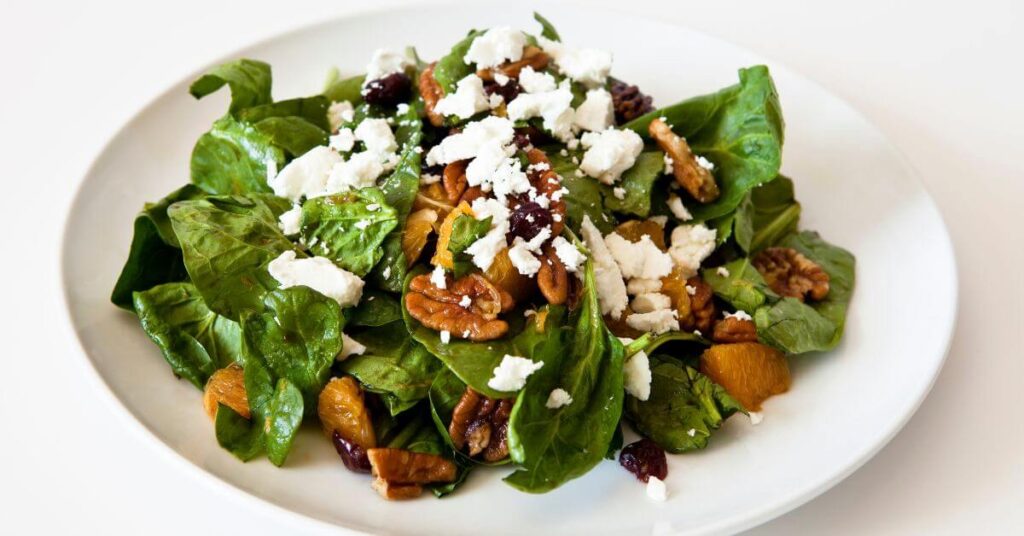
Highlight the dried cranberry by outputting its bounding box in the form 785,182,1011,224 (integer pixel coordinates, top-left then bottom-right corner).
513,130,533,149
610,80,654,124
619,438,667,483
421,162,445,177
483,79,521,105
509,201,553,242
362,72,411,107
331,431,371,473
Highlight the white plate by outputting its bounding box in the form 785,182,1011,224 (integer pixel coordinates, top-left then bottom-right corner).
60,3,957,535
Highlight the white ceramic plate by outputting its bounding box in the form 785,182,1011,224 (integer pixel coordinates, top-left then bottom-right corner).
61,3,957,535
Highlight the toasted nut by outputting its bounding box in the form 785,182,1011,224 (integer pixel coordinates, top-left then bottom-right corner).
458,185,486,206
649,118,719,203
537,245,569,305
367,448,457,499
442,160,469,204
448,388,513,462
371,478,423,500
418,63,445,127
406,273,511,341
318,377,376,450
525,147,566,237
477,46,550,81
753,247,830,302
203,364,250,420
712,316,758,343
661,271,716,334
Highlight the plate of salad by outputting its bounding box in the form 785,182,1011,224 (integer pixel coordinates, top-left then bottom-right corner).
61,4,956,535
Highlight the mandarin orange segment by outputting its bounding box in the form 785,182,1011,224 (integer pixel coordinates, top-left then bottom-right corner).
318,376,376,449
401,208,439,267
203,364,250,421
484,247,536,302
412,183,454,226
614,220,667,250
700,342,791,411
430,202,474,269
660,265,693,321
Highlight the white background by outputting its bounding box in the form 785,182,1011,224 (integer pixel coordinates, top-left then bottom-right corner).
1,0,1021,534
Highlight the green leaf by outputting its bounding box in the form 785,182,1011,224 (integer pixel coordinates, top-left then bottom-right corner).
625,66,784,221
434,31,483,93
189,59,272,115
601,151,665,218
214,404,265,461
252,116,328,158
132,282,242,389
448,214,491,277
625,356,744,453
190,115,282,195
110,184,204,309
733,175,801,253
504,260,626,493
323,74,365,104
548,149,617,233
533,12,561,41
239,96,330,130
702,257,776,313
340,321,442,415
300,188,399,277
348,289,403,327
169,195,296,320
264,378,305,466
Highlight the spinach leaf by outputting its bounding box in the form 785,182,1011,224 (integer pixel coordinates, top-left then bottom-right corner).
625,356,744,453
169,195,296,320
348,289,403,327
732,175,801,253
190,115,282,195
214,403,265,461
548,149,617,233
323,74,365,104
262,378,305,465
448,214,491,277
252,116,328,158
110,184,204,309
702,257,776,313
189,59,272,115
132,282,242,389
601,151,665,218
428,367,468,451
434,31,483,93
533,12,561,41
238,96,330,130
341,321,442,415
504,261,626,493
299,188,399,277
624,66,784,222
216,372,306,466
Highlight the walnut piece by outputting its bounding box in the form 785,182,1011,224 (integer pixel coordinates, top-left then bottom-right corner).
418,63,445,127
406,272,512,341
537,245,568,305
753,247,831,302
476,46,550,81
203,364,250,420
367,448,457,500
648,118,720,203
448,388,513,462
679,276,716,334
712,316,758,343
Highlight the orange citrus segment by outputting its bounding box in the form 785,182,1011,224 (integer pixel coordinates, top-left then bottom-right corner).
431,202,474,269
700,342,791,411
402,208,439,267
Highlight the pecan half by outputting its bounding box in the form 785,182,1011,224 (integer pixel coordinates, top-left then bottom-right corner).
406,272,512,341
537,245,568,305
753,247,830,302
477,46,550,81
418,63,445,127
679,276,716,334
442,159,469,204
525,147,566,237
367,448,457,500
712,316,758,343
203,364,249,420
649,118,720,203
449,388,513,462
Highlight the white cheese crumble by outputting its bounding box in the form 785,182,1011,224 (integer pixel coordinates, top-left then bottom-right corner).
267,250,364,307
724,310,753,321
626,309,680,335
646,476,668,502
623,349,652,400
440,330,451,344
493,72,510,86
434,74,490,119
580,215,628,319
363,48,411,84
716,266,731,277
327,101,355,132
517,66,556,93
464,27,527,68
603,233,674,280
354,220,370,230
669,224,717,278
538,36,613,88
663,153,674,175
685,284,697,296
551,236,586,273
338,333,367,360
749,412,764,425
325,151,384,194
687,428,697,437
667,194,693,221
420,173,441,185
695,155,715,171
354,118,398,155
277,205,302,236
487,355,543,392
426,116,515,166
458,295,472,308
329,127,356,152
631,293,672,314
506,81,575,142
649,215,668,228
430,264,447,289
508,237,542,276
464,197,511,271
545,388,574,409
579,128,644,184
269,146,343,202
612,187,626,200
572,88,614,132
627,278,662,295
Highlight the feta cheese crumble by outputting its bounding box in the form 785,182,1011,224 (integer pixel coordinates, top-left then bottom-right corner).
623,349,652,400
627,278,662,295
695,155,715,171
277,205,302,236
572,88,614,132
440,330,451,344
464,27,527,68
268,146,343,201
434,74,490,119
459,295,472,308
631,292,672,314
354,118,398,154
538,36,613,88
327,100,355,132
668,224,717,278
603,233,674,280
724,310,753,321
551,236,586,273
579,128,644,184
325,151,385,193
666,194,693,221
646,476,668,502
508,237,542,276
430,264,447,289
487,355,543,392
580,215,628,319
716,266,731,277
749,412,764,425
506,80,575,142
329,127,356,152
517,66,557,93
465,197,512,271
612,187,626,200
426,116,516,166
626,309,680,335
545,388,574,409
267,250,364,307
363,48,411,84
338,333,367,360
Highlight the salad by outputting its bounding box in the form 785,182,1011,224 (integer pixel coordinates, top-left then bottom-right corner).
111,13,855,501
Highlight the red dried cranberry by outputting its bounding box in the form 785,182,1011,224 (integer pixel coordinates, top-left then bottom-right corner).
331,431,371,473
509,201,553,242
513,130,533,149
619,438,667,483
362,72,411,107
483,79,521,105
610,80,654,124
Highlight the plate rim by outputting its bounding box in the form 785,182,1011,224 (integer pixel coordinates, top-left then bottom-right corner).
58,2,960,534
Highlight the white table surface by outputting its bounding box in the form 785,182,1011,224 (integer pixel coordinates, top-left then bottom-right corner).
2,0,1022,533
